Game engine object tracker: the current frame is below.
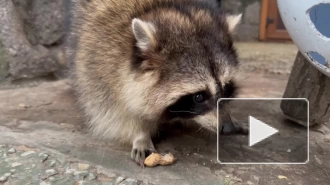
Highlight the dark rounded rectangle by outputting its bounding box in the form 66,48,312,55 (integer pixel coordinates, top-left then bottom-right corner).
217,98,309,164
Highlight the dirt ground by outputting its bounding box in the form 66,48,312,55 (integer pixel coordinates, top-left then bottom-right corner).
1,42,330,185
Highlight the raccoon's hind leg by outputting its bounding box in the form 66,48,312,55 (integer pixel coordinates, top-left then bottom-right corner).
131,132,156,166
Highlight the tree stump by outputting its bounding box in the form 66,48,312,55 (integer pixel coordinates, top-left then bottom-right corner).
281,52,330,126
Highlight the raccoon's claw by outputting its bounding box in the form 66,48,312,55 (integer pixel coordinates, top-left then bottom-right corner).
131,147,157,167
131,133,156,167
221,122,249,135
235,123,249,135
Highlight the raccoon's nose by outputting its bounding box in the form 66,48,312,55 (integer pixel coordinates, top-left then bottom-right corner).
221,122,236,135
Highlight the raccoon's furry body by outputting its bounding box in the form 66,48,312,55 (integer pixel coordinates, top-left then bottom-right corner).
67,0,243,165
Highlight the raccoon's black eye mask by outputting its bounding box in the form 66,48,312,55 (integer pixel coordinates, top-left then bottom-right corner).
165,80,237,119
222,80,237,98
166,90,213,119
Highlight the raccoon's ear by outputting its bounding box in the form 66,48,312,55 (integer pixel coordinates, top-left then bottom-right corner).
132,18,157,51
226,14,242,33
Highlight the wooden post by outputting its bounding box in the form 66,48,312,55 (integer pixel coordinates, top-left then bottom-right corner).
281,52,330,126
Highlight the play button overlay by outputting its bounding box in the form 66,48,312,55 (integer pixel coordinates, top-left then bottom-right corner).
217,98,309,165
249,116,279,147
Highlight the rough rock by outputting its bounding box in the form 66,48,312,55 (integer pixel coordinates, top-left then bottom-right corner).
65,168,76,175
116,176,125,184
7,148,16,154
21,151,36,157
3,173,11,177
11,162,22,167
0,176,7,182
0,0,63,80
78,163,90,171
12,0,65,46
45,169,57,176
39,153,49,162
74,171,89,180
87,173,97,181
40,181,51,185
49,160,56,167
0,145,142,185
123,178,139,185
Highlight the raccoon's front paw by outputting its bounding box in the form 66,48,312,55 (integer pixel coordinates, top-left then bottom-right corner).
131,134,156,167
131,145,156,167
221,122,249,135
235,122,249,135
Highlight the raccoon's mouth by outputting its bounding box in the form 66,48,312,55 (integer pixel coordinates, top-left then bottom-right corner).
165,108,201,120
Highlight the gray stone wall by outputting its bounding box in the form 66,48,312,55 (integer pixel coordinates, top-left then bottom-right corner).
0,0,66,81
222,0,261,41
0,41,9,81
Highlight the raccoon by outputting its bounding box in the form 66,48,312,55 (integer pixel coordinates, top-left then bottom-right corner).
67,0,247,166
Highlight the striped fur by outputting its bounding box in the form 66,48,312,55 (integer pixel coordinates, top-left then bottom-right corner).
67,0,242,165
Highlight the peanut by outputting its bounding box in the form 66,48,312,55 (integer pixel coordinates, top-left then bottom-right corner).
144,152,175,167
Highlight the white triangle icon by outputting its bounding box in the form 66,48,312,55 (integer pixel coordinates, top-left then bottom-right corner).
249,116,279,147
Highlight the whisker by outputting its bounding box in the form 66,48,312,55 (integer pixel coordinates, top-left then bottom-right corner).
195,126,204,133
169,110,199,115
200,127,208,137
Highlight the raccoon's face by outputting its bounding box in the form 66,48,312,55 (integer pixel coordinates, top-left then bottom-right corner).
131,7,242,134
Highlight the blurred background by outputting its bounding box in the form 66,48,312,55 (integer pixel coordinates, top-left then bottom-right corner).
0,0,296,83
